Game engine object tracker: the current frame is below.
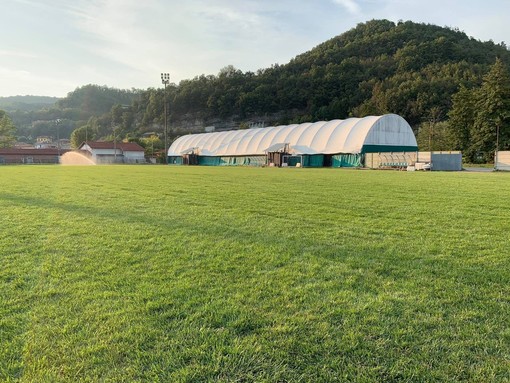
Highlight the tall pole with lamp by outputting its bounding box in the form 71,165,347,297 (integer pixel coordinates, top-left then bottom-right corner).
113,125,117,163
55,118,61,162
161,73,170,164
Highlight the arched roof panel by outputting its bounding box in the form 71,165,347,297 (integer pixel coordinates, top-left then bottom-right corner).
234,128,263,154
208,131,231,154
169,133,199,155
254,126,285,154
309,120,343,152
270,124,300,146
342,116,382,153
323,118,362,153
223,129,253,155
364,114,417,147
282,122,318,148
245,128,272,154
295,121,327,147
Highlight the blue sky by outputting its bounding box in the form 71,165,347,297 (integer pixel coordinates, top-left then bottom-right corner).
1,0,509,97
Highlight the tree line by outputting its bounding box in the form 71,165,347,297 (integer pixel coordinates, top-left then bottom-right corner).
3,19,510,162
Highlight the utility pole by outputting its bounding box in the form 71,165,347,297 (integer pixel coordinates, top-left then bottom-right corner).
161,73,170,164
495,122,500,170
113,125,117,163
55,118,61,158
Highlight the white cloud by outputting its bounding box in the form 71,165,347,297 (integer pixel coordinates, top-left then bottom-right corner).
0,50,38,59
331,0,361,15
61,0,315,86
2,0,510,96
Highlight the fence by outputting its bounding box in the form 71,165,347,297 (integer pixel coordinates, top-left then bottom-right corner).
364,152,417,169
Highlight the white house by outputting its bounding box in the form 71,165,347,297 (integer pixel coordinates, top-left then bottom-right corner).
79,141,146,164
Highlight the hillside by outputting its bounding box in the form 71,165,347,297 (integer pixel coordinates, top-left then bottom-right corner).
6,85,141,142
3,19,510,155
153,19,509,128
0,95,60,112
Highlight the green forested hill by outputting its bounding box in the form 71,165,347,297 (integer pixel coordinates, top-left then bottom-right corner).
133,19,509,135
0,95,59,112
6,85,141,143
4,19,510,160
155,19,509,127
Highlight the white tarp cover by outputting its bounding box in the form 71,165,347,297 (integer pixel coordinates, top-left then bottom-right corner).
168,114,417,156
263,143,288,153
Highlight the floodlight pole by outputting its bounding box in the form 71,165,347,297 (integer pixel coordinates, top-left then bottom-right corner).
113,126,117,163
161,73,170,164
55,118,61,158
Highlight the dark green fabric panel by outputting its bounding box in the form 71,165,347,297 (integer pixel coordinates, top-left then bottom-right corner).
198,156,266,166
304,155,324,167
287,156,301,167
220,156,266,166
219,156,235,165
246,156,266,166
332,154,362,167
285,155,324,167
199,156,221,166
362,145,418,153
168,156,183,165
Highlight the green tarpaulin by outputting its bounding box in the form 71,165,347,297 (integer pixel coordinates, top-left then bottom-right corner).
331,154,362,167
168,156,183,165
285,155,324,167
198,156,266,166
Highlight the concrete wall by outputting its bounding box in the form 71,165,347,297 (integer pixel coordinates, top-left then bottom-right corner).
124,151,146,163
496,151,510,171
92,153,146,164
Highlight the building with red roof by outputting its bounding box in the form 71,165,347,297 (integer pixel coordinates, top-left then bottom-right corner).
0,148,70,164
78,141,146,164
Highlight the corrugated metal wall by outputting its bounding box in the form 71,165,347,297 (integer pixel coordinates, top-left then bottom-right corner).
430,152,462,171
418,152,462,171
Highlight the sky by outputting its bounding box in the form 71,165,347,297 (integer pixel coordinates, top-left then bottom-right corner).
1,0,509,97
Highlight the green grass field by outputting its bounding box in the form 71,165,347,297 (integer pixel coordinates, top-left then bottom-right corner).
1,165,509,382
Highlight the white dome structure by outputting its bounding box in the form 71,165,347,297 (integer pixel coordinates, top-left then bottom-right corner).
168,114,416,157
167,114,417,167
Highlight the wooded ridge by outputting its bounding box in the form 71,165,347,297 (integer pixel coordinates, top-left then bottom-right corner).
3,19,510,161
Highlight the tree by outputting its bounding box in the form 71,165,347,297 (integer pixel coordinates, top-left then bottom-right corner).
140,135,162,158
416,121,452,150
471,58,510,162
70,125,95,148
447,85,476,153
0,110,16,148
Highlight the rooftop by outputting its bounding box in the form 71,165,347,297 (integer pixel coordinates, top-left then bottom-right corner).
81,141,145,152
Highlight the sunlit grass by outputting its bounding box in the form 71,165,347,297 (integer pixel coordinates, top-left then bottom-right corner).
1,165,509,382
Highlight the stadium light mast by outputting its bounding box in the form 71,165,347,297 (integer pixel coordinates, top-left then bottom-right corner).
55,118,61,158
161,73,170,164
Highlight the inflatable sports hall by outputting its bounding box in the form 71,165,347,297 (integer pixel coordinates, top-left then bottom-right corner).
167,114,418,168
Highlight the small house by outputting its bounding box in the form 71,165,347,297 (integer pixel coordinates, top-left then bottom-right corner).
78,141,146,164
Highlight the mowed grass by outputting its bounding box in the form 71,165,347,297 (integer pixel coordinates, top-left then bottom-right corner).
1,165,509,382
